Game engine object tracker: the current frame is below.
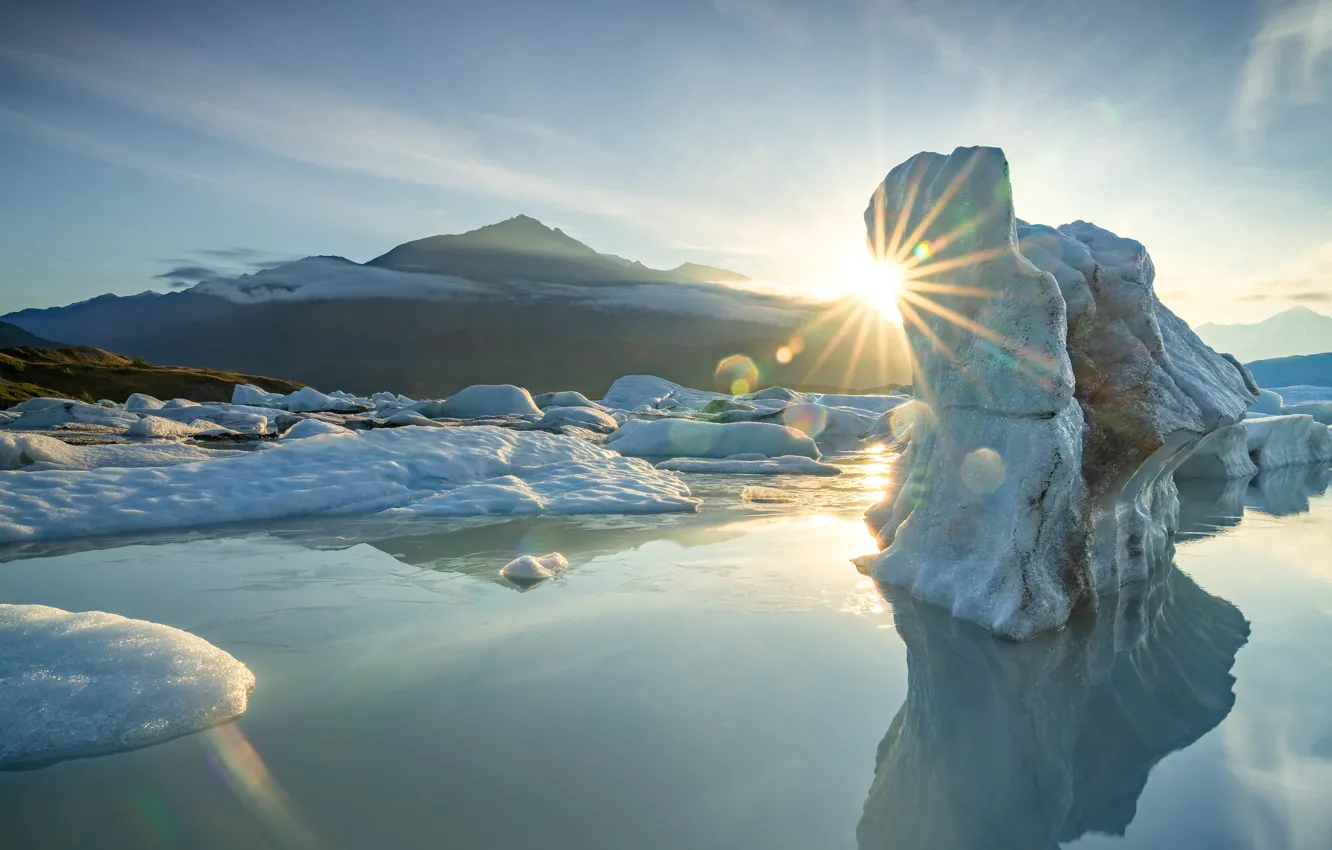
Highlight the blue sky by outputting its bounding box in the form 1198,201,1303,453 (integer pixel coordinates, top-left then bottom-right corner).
1,0,1329,322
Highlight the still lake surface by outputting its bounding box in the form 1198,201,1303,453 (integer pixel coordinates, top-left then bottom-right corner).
1,450,1329,849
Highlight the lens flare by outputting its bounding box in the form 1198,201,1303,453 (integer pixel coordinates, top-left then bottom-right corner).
716,354,759,395
913,241,932,261
775,346,793,364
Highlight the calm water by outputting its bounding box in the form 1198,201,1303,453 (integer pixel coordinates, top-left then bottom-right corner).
1,451,1329,850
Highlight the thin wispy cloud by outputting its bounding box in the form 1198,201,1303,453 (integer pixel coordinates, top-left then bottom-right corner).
1234,0,1332,133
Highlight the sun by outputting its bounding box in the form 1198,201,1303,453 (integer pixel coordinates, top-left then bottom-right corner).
843,250,904,323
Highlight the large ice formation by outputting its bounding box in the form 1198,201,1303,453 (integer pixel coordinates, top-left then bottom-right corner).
862,146,1260,639
0,604,254,768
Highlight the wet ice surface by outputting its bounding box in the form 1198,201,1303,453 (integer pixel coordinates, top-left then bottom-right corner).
0,450,1329,850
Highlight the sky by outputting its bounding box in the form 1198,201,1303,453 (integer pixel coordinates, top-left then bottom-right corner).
0,0,1329,323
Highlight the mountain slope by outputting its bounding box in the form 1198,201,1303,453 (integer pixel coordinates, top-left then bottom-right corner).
1196,307,1332,362
0,346,303,408
0,321,64,349
1245,352,1332,389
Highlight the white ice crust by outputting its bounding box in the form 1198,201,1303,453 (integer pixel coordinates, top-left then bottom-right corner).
604,418,820,459
0,604,254,768
655,455,841,476
0,427,699,542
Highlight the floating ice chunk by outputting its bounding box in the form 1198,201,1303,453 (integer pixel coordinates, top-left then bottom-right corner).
1249,388,1285,415
741,485,799,503
162,398,199,409
744,386,806,403
605,418,820,459
124,393,166,411
537,406,619,432
532,390,608,411
0,433,216,471
150,405,270,435
383,411,446,428
810,393,910,415
231,383,286,407
10,397,71,413
655,455,841,475
3,401,141,432
1281,400,1332,425
0,604,254,769
126,415,211,439
1271,385,1332,404
760,403,878,439
281,418,351,440
386,453,698,517
1243,414,1332,469
600,375,724,412
0,427,698,542
282,386,369,413
1174,424,1258,480
499,553,570,584
413,384,541,419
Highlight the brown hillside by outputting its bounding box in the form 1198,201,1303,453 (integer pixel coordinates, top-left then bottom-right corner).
0,346,304,409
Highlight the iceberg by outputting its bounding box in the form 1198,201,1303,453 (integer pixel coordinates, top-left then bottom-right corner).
604,418,820,460
861,146,1257,639
499,552,570,584
281,386,370,414
1243,414,1332,469
599,375,724,412
231,383,287,407
655,455,841,476
0,426,698,542
0,604,254,769
124,392,166,412
126,415,222,439
413,384,541,419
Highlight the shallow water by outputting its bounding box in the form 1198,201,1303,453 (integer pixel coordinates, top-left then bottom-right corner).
0,452,1329,849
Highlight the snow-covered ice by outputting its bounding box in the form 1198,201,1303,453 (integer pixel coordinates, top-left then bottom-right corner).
126,415,223,439
0,604,254,768
499,553,570,584
124,393,166,412
599,375,724,412
231,383,286,407
2,401,141,432
414,384,541,419
1250,388,1285,415
281,386,369,414
1243,414,1332,469
1271,385,1332,405
1280,401,1332,425
281,418,351,440
531,390,607,411
0,433,216,471
536,405,619,433
0,426,698,542
604,418,820,459
655,455,841,476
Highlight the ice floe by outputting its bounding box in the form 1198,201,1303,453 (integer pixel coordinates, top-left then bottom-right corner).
0,604,254,768
280,418,351,440
655,455,841,475
0,426,698,542
604,418,820,459
0,433,216,471
413,384,541,419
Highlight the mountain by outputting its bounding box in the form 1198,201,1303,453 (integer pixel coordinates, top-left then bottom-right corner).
1,217,910,396
367,215,743,287
0,321,64,349
0,346,303,408
1196,306,1332,363
1245,352,1332,389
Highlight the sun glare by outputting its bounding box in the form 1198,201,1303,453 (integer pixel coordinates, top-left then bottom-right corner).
844,251,904,323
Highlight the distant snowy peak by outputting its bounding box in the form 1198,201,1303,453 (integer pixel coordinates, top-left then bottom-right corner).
1196,305,1332,363
364,214,747,287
